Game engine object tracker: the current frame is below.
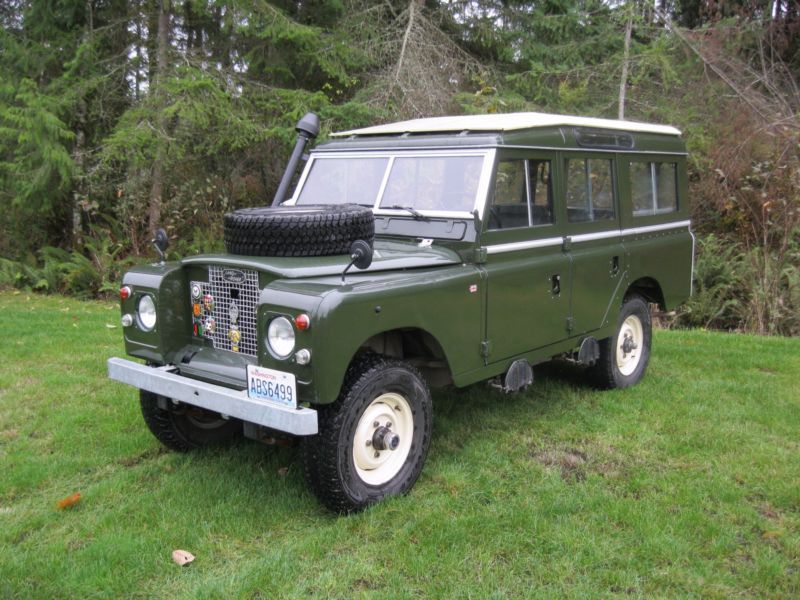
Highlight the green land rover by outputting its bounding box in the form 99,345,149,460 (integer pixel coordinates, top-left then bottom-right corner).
108,112,694,512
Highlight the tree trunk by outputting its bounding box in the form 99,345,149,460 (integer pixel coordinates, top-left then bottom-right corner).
147,0,170,239
618,8,633,120
71,0,93,249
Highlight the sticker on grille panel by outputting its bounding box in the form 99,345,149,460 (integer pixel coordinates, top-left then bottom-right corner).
190,267,259,357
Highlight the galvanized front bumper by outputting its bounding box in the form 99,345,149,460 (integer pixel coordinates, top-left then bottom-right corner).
107,357,318,436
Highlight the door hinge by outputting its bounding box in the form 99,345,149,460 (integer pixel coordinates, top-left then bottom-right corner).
480,340,492,358
565,316,574,333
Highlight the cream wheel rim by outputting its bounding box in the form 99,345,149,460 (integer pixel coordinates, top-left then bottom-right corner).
616,315,643,376
352,393,413,486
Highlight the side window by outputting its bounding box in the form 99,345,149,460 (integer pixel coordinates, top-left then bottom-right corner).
631,161,678,216
489,160,528,229
565,158,616,223
489,158,553,230
529,160,553,225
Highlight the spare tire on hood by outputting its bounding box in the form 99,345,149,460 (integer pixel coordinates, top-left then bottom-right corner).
223,204,374,257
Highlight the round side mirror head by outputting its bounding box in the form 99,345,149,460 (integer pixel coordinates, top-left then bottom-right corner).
350,239,373,270
154,228,169,253
296,113,320,139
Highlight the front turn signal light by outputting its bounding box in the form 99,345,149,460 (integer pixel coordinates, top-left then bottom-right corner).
294,313,310,331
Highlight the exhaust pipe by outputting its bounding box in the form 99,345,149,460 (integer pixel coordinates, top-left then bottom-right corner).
272,112,320,206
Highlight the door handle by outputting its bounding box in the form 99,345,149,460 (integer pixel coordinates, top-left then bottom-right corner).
551,274,561,296
611,256,620,275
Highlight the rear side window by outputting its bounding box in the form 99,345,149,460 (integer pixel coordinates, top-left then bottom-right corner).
631,162,678,215
565,158,615,223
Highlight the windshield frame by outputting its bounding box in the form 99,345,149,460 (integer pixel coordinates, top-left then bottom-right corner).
287,149,497,219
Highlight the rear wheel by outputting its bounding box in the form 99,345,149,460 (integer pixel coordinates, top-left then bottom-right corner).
594,295,652,389
140,390,242,452
301,355,433,513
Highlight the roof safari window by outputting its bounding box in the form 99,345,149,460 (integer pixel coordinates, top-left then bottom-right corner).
631,162,678,216
574,128,634,150
565,158,616,223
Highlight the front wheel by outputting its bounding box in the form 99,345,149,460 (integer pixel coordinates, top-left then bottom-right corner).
140,390,242,452
301,356,433,513
594,295,652,389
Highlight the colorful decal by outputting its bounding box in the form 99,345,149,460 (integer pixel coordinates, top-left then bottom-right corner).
191,283,202,299
205,317,216,335
192,303,201,317
228,325,241,352
203,293,214,313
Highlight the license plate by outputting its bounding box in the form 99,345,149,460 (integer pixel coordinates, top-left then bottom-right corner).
246,365,297,408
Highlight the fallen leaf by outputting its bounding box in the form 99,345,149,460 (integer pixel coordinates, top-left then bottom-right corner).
277,467,289,476
172,549,195,566
56,492,81,510
105,323,118,329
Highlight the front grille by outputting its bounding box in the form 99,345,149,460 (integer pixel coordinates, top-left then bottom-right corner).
190,267,260,357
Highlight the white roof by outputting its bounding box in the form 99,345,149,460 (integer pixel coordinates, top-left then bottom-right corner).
332,112,681,137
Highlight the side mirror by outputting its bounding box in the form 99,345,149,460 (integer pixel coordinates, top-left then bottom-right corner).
153,228,169,263
341,240,373,285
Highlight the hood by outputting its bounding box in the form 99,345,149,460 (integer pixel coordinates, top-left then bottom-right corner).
181,239,462,279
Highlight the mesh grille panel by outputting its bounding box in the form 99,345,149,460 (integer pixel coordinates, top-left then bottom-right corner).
190,267,259,357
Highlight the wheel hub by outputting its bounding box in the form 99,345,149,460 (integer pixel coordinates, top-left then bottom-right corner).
620,333,638,356
352,392,413,486
372,425,400,451
616,314,644,376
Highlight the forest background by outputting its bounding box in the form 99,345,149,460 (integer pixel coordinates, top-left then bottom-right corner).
1,0,798,335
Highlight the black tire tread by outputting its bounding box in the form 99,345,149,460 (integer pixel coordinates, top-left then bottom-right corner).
301,353,432,513
594,294,651,389
224,204,374,257
140,390,241,452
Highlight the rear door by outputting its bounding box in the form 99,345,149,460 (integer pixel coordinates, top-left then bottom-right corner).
560,152,625,335
483,152,571,362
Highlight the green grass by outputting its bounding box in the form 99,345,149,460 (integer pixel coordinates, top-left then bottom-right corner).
1,291,798,599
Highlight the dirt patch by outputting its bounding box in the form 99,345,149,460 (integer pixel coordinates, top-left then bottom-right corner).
353,578,379,591
118,446,167,468
758,502,781,520
0,429,19,442
534,448,588,482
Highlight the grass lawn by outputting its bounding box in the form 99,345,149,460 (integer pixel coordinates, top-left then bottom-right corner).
0,291,798,598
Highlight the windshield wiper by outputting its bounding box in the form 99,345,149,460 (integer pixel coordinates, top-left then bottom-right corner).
386,205,430,221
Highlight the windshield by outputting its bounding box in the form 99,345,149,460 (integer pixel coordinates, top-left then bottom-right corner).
295,154,485,213
295,157,389,206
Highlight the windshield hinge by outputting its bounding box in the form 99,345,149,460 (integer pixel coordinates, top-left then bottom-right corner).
474,247,487,264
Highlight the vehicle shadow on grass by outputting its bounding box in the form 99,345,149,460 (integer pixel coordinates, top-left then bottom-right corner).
162,359,598,513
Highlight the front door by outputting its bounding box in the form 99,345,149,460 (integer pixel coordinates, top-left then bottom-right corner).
483,153,571,362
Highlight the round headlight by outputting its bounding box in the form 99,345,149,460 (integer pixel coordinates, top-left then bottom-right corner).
137,295,157,331
267,316,295,358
